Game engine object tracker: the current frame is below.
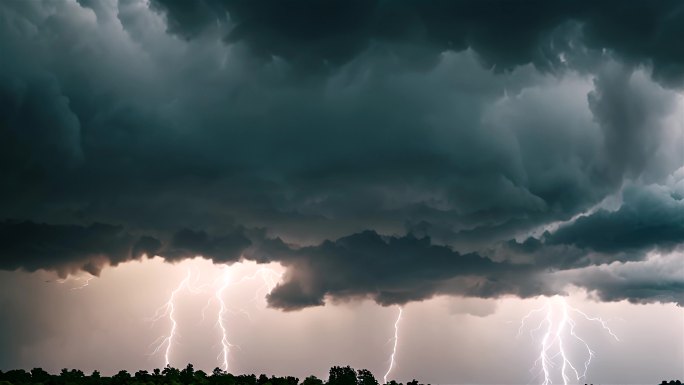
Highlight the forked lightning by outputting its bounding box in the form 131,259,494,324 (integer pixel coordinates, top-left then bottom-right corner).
151,264,282,371
518,296,619,385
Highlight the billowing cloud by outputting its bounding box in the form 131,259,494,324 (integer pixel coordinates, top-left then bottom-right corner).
0,0,682,310
255,231,542,310
548,183,684,253
0,220,160,277
149,0,684,85
549,252,684,306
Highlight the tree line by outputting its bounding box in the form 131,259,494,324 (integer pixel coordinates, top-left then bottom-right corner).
0,365,679,385
0,364,426,385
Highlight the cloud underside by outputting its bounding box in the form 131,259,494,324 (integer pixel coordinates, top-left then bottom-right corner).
0,0,683,309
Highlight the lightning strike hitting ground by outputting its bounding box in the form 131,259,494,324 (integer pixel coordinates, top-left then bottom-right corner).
212,265,283,371
148,262,283,370
215,268,233,372
383,306,403,384
517,296,619,385
149,270,193,367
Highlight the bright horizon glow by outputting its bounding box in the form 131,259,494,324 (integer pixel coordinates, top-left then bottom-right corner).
2,257,681,384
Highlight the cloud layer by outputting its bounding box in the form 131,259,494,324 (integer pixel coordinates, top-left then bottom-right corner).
0,0,682,309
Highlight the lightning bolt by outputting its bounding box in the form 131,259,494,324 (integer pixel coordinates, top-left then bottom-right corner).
70,276,94,290
54,274,94,290
149,270,193,367
148,262,283,371
212,264,283,371
518,296,619,385
215,267,233,371
383,306,403,384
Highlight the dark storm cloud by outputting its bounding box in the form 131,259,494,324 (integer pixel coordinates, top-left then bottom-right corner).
547,184,684,253
571,271,684,306
500,181,684,268
549,252,684,306
588,63,679,183
0,220,160,277
489,180,684,305
250,230,540,310
164,228,252,263
150,0,684,84
0,0,682,310
0,221,249,275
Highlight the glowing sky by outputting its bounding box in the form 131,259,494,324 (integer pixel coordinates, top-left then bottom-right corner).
1,1,684,383
0,258,682,383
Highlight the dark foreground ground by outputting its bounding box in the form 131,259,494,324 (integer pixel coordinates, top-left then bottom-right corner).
0,365,680,385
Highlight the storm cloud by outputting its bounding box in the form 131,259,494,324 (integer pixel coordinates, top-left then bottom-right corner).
255,231,543,310
0,220,160,277
0,0,682,310
148,0,684,84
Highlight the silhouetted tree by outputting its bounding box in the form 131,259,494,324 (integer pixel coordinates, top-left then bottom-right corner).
187,369,208,385
258,374,270,385
31,368,51,384
3,369,30,384
180,364,196,385
162,365,180,382
328,366,357,385
86,370,102,385
270,376,298,385
236,373,257,385
111,370,131,385
302,375,323,385
356,370,377,385
134,370,150,382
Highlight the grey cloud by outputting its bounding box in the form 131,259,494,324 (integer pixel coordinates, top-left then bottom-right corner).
150,0,684,85
0,68,84,187
0,220,550,310
255,231,543,311
0,220,160,277
164,228,252,263
0,0,682,310
549,253,684,306
548,183,684,254
588,63,680,183
1,214,681,310
494,180,684,302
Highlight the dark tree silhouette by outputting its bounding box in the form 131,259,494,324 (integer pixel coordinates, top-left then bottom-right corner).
0,364,676,385
356,369,377,385
111,370,131,385
328,366,357,385
301,375,323,385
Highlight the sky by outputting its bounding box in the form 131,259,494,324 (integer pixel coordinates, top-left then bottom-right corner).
0,0,683,383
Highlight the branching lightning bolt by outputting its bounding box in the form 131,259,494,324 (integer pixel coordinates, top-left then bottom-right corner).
383,306,403,384
517,296,619,385
215,268,233,371
55,274,94,290
70,276,94,290
148,263,283,371
149,270,193,367
212,265,283,372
